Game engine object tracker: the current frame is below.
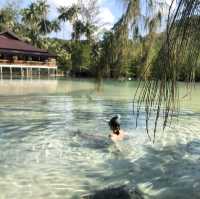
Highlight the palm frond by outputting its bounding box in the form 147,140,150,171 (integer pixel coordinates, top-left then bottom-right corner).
134,0,200,141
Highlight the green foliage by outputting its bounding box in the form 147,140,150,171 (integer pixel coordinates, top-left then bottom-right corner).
58,5,80,23
71,41,92,76
20,0,59,46
0,3,19,32
0,0,187,84
43,38,72,72
72,20,86,41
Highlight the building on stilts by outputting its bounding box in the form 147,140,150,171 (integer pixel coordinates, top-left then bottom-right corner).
0,31,57,79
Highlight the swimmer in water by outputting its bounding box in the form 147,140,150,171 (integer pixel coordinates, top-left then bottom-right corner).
108,115,125,142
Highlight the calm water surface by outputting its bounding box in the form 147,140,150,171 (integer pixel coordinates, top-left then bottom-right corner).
0,79,200,199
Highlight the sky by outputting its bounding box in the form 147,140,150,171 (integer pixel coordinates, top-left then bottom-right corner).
0,0,175,39
0,0,125,39
46,0,125,39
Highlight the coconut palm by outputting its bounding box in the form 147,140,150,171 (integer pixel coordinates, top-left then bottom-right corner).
39,19,52,34
71,20,86,41
0,6,17,31
50,19,61,33
21,0,60,46
84,21,97,43
21,2,44,44
21,2,38,25
58,4,82,40
58,2,99,42
58,5,80,24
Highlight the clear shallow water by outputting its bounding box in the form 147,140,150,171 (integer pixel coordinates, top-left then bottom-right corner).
0,79,200,199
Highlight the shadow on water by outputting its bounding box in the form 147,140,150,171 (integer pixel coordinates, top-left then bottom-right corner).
85,141,200,199
69,130,111,151
82,186,134,199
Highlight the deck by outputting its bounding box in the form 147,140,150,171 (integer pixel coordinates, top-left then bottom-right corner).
0,59,57,69
0,59,57,78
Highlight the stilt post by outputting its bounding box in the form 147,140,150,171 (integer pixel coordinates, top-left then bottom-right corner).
21,67,23,78
30,68,32,79
0,67,2,80
10,67,12,79
38,68,40,78
26,68,28,78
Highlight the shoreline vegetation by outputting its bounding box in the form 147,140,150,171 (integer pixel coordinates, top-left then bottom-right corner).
1,0,200,82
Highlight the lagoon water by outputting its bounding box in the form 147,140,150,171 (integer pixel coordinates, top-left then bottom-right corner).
0,79,200,199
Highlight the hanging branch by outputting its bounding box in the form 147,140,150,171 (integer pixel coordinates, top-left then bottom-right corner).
134,0,200,142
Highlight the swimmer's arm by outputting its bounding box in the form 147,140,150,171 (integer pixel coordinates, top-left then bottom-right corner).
121,130,129,140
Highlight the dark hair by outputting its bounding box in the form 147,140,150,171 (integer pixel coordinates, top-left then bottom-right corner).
108,115,120,132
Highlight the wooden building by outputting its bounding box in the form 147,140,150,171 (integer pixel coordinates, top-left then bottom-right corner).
0,31,57,78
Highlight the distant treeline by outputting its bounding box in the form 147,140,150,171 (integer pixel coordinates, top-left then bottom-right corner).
1,0,200,80
46,35,163,79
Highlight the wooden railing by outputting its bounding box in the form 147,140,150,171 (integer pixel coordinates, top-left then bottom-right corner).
0,59,56,67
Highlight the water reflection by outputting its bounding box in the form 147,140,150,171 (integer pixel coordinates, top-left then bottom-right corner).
0,79,200,199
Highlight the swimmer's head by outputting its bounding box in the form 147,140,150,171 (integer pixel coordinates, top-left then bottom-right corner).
108,115,121,131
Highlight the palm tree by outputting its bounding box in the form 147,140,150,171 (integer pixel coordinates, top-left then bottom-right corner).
38,19,52,34
84,21,96,42
58,5,80,24
21,2,43,45
50,19,61,33
21,0,60,46
58,4,82,40
0,6,17,31
21,2,38,25
58,2,99,42
71,20,86,41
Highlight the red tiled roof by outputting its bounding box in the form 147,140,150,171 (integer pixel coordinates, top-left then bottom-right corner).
0,31,54,57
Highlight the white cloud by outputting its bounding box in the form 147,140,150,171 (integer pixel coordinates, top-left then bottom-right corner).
165,0,177,10
98,7,115,30
48,0,103,9
48,0,115,39
48,0,78,7
160,0,177,16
